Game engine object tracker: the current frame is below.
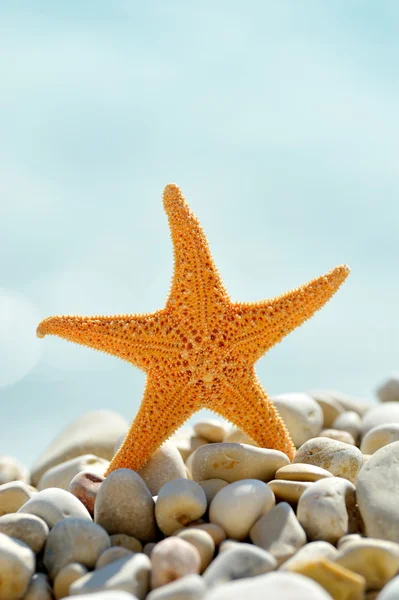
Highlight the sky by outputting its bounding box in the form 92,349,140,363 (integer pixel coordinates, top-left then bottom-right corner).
1,2,399,467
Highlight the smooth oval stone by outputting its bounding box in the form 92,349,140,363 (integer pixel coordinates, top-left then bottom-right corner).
68,471,105,516
0,513,48,553
309,391,345,427
357,441,399,542
44,517,110,578
297,477,357,544
331,411,362,441
67,592,136,600
169,429,208,462
0,456,30,485
311,390,371,417
275,464,333,482
360,423,399,454
53,562,88,600
289,558,366,600
268,480,312,504
23,573,52,600
155,479,207,536
183,523,226,546
176,528,215,573
69,553,151,598
250,502,306,566
0,481,37,516
31,410,128,487
293,437,363,483
319,428,356,445
271,393,323,447
204,571,333,600
209,479,275,540
38,455,109,491
138,443,187,496
379,574,399,600
110,534,143,553
361,402,399,437
96,546,133,569
147,574,205,600
376,374,399,403
223,427,258,446
193,419,227,443
151,537,201,589
18,487,91,527
198,479,228,505
191,443,289,483
280,541,338,571
337,534,362,549
94,469,156,542
0,532,35,600
336,538,399,590
202,543,276,587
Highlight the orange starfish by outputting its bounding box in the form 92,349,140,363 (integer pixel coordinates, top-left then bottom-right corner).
37,184,349,473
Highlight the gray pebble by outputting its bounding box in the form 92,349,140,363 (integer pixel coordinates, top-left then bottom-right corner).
18,487,91,527
0,513,48,553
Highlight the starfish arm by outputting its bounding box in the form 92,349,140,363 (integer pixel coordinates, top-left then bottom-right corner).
163,184,231,329
36,309,179,371
213,368,295,460
105,376,199,474
230,264,350,363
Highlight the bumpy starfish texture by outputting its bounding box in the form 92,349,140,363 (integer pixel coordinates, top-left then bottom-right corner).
37,184,350,474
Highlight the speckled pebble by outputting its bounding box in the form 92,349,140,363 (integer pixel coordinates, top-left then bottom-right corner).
23,573,52,600
293,437,363,483
176,528,215,573
147,574,205,600
331,411,362,441
336,538,399,590
96,546,133,569
0,481,37,516
155,479,207,536
18,487,91,527
138,443,187,496
289,558,365,600
110,534,142,553
319,428,356,445
38,455,109,491
202,543,276,587
53,563,88,600
280,541,338,571
68,471,105,516
151,537,201,590
0,513,48,553
275,463,333,482
271,393,323,446
268,479,312,504
193,419,227,443
360,423,399,454
0,532,35,600
0,455,30,485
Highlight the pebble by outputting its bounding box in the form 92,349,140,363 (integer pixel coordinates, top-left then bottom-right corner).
183,523,226,546
151,537,201,589
275,463,333,482
68,471,105,516
43,517,110,578
198,479,228,504
68,593,137,600
69,554,151,598
319,428,356,445
203,543,276,587
376,373,399,403
268,480,312,504
0,481,37,516
357,441,399,542
331,411,362,441
289,558,366,600
378,574,399,600
137,443,187,496
297,477,357,544
360,402,399,437
315,390,371,417
96,546,133,569
0,532,35,600
176,528,215,572
193,419,227,442
53,563,88,600
223,427,258,446
18,487,91,527
337,534,362,549
94,469,156,542
169,429,208,462
250,502,306,565
280,541,338,571
360,423,399,454
31,410,128,487
110,534,143,553
147,574,205,600
38,455,109,491
336,537,399,590
209,479,275,540
309,391,345,427
271,393,323,446
0,455,30,485
155,479,207,536
204,571,333,600
293,437,363,483
143,543,156,558
0,513,48,553
23,573,52,600
191,443,289,483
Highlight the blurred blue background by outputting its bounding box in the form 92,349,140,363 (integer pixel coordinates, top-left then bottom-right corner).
1,2,398,466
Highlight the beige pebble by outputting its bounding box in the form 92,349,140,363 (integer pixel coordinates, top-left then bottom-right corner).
357,441,399,543
218,539,241,553
146,574,206,600
18,487,91,527
68,470,105,516
360,402,399,437
203,543,277,587
311,390,371,417
332,411,362,441
53,562,88,599
0,455,30,485
138,443,187,496
209,479,275,540
151,537,201,589
376,374,399,403
110,533,143,553
37,455,108,491
223,427,258,446
0,513,48,553
96,546,133,569
23,573,52,600
0,481,37,516
275,463,333,482
250,502,306,566
297,477,357,544
271,393,323,446
198,479,228,505
336,538,399,590
94,468,156,542
43,517,110,578
143,542,156,558
293,437,363,483
360,423,399,454
184,523,226,546
309,391,345,427
289,558,366,600
319,428,356,445
193,419,227,442
176,528,215,572
268,480,312,504
191,443,289,484
155,479,207,536
0,533,35,600
280,541,338,571
169,429,208,462
337,534,363,549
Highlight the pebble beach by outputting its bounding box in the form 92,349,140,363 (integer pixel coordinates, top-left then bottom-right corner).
2,378,399,600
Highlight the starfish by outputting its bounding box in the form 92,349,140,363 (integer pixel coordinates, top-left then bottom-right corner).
37,184,349,474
